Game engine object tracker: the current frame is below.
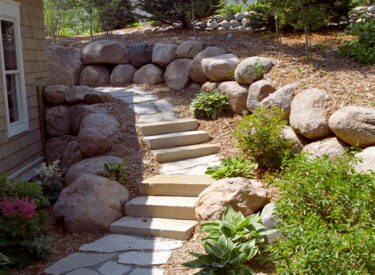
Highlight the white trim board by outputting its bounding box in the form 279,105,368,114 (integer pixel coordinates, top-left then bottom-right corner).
8,156,44,181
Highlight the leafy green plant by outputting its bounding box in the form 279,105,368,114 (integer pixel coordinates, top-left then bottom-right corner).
191,90,229,120
35,161,63,204
269,154,375,274
233,107,295,168
202,207,276,248
205,157,258,180
218,2,247,16
183,235,258,275
246,2,274,30
252,60,267,79
103,160,128,182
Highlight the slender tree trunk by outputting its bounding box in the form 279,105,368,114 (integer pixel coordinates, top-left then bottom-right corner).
89,10,94,41
191,0,196,40
274,11,281,44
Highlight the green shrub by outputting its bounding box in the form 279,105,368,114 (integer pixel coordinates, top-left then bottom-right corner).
35,161,63,204
191,90,229,120
183,235,258,275
0,175,52,269
103,160,128,183
205,157,258,180
218,2,247,16
339,18,375,64
269,154,375,274
246,2,274,30
233,107,295,168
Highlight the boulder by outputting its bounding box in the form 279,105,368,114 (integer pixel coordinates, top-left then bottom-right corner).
368,5,375,13
218,81,249,114
355,146,375,172
282,126,306,153
45,105,71,136
61,141,83,173
54,173,129,233
290,89,332,140
79,65,110,87
260,83,298,119
229,19,241,28
219,20,230,28
142,28,152,35
214,15,224,23
218,27,227,31
206,20,219,30
234,57,274,84
110,64,137,85
188,47,227,83
196,22,207,29
81,40,129,65
65,85,101,104
195,177,271,221
242,18,249,26
164,59,191,90
64,156,123,186
234,12,245,21
47,45,83,86
261,203,284,245
202,81,220,92
303,137,347,158
70,103,112,134
129,43,153,68
201,54,239,82
130,29,140,35
328,107,375,147
78,113,120,157
152,43,178,67
247,80,276,112
177,41,206,59
133,64,164,85
44,85,68,105
234,26,246,31
45,135,75,164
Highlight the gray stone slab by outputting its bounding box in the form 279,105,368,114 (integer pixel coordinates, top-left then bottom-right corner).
138,113,177,124
125,87,154,95
80,234,183,253
66,267,100,275
96,87,129,93
118,94,159,104
187,163,221,175
118,251,172,266
44,253,116,275
98,261,132,275
130,102,158,115
154,100,175,113
160,155,220,173
129,268,164,275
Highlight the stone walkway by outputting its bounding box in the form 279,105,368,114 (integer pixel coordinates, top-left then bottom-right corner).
45,87,221,275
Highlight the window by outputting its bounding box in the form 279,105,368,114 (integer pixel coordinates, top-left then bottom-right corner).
0,0,29,137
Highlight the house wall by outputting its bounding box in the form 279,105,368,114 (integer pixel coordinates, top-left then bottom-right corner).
0,0,48,179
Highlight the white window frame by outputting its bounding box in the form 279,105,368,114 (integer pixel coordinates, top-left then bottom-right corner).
0,0,29,138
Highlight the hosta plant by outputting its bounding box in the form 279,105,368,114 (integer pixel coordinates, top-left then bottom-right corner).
201,207,275,248
191,90,229,120
183,235,258,275
205,157,258,180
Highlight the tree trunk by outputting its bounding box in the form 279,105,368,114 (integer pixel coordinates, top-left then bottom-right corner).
274,12,281,44
191,0,196,40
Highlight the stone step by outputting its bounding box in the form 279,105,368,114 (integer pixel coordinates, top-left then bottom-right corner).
125,196,197,220
152,144,220,163
144,130,210,150
110,216,197,240
137,118,199,136
140,175,215,196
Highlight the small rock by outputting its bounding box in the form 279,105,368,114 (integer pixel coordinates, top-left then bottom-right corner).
303,137,347,158
355,146,375,172
129,43,154,68
229,19,241,28
261,203,284,245
242,18,249,26
234,57,275,84
207,19,219,29
218,81,249,113
133,64,164,85
217,27,227,31
214,15,224,23
234,12,245,21
234,26,246,31
110,64,137,85
368,5,375,13
177,40,206,59
79,65,110,87
201,81,220,92
44,85,68,105
81,40,129,65
282,126,306,153
201,54,239,82
219,20,230,28
224,14,234,21
45,105,71,136
196,22,207,29
130,30,140,35
247,80,276,112
152,43,178,67
142,28,152,35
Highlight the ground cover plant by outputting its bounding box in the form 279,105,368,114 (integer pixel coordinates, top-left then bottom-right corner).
35,161,63,204
269,153,375,274
191,90,229,120
102,160,128,183
0,175,52,269
205,157,258,180
233,107,295,168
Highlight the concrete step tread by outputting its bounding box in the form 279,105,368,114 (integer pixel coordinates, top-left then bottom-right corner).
143,130,208,140
153,144,220,163
142,175,215,185
137,118,199,136
110,217,197,240
127,196,197,207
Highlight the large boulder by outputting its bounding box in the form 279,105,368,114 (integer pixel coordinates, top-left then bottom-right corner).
261,203,283,245
206,20,219,30
188,47,227,83
218,81,249,114
61,141,83,173
260,83,298,119
282,126,306,153
164,59,191,90
247,80,276,112
79,65,110,87
65,85,101,104
328,107,375,147
303,137,347,158
129,43,153,68
45,105,71,136
177,41,206,59
70,103,112,134
44,85,68,105
234,57,274,84
65,156,123,186
133,64,164,85
45,135,75,164
290,89,332,140
201,81,220,92
47,45,83,86
81,40,129,65
110,64,137,85
355,146,375,172
54,173,129,233
201,54,239,82
152,43,178,67
77,113,120,157
195,177,271,221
